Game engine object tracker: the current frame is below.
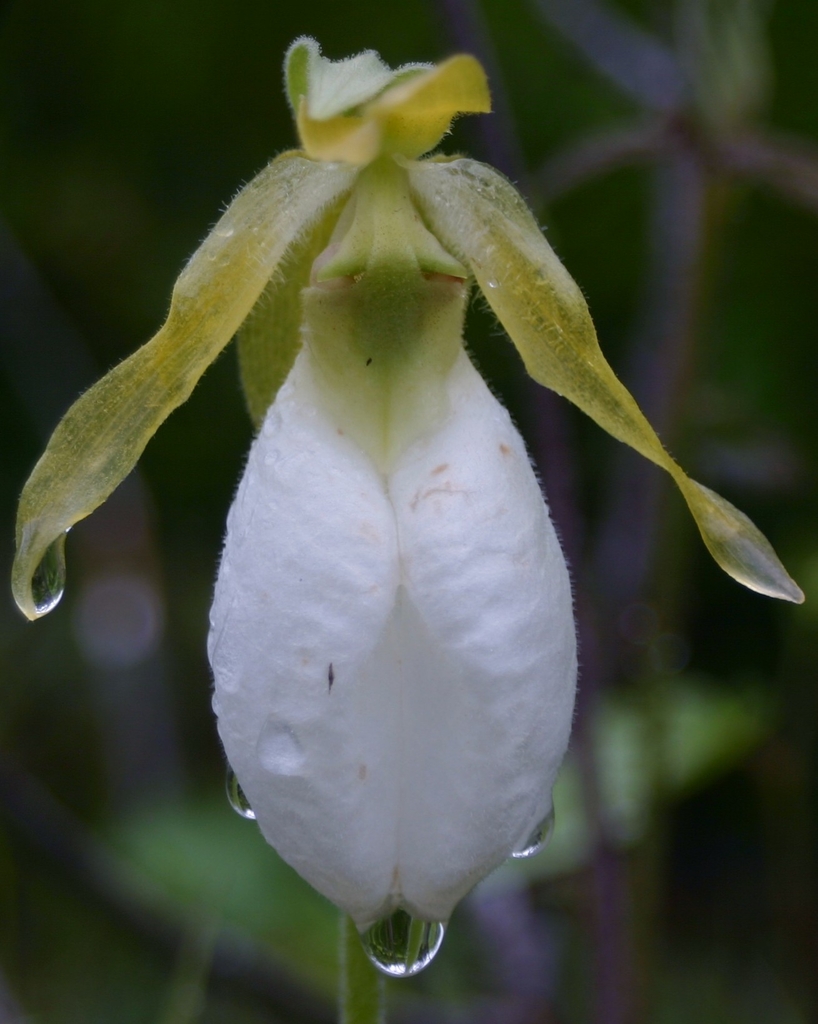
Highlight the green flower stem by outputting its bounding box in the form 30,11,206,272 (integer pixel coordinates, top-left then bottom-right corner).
340,915,385,1024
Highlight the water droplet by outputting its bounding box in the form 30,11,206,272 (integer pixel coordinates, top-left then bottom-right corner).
31,534,67,616
226,768,255,819
360,909,445,977
511,807,555,859
256,717,305,776
485,278,499,289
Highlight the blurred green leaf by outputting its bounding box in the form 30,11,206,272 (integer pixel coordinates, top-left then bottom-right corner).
481,672,774,890
108,797,340,993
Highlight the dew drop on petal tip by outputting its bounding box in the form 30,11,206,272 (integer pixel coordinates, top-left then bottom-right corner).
511,806,555,860
360,909,446,977
226,767,256,820
31,534,67,617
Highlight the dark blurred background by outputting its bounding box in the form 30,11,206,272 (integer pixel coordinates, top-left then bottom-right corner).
1,1,817,1022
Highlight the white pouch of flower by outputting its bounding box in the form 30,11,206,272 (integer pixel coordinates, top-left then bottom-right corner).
209,303,576,935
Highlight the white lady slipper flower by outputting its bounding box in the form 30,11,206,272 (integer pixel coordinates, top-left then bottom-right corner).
12,37,802,976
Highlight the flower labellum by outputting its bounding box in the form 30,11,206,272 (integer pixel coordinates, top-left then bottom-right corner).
12,37,803,973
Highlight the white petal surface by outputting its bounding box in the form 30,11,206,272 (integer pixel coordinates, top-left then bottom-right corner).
210,353,401,924
389,352,576,920
210,349,576,928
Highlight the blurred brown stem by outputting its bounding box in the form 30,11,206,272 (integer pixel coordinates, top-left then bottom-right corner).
719,130,818,214
536,119,682,202
0,970,27,1024
527,0,686,112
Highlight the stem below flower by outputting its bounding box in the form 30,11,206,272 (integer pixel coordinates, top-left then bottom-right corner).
340,915,385,1024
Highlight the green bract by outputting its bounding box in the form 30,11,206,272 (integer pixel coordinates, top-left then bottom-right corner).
12,37,803,619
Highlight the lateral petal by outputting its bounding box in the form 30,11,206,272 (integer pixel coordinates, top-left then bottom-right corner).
13,153,356,619
408,158,803,604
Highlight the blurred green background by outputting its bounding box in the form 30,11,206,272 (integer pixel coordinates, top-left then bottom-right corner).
1,0,817,1021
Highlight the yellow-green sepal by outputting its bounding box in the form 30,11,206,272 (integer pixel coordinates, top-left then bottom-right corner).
408,157,804,604
238,189,351,428
287,38,491,165
13,152,356,620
